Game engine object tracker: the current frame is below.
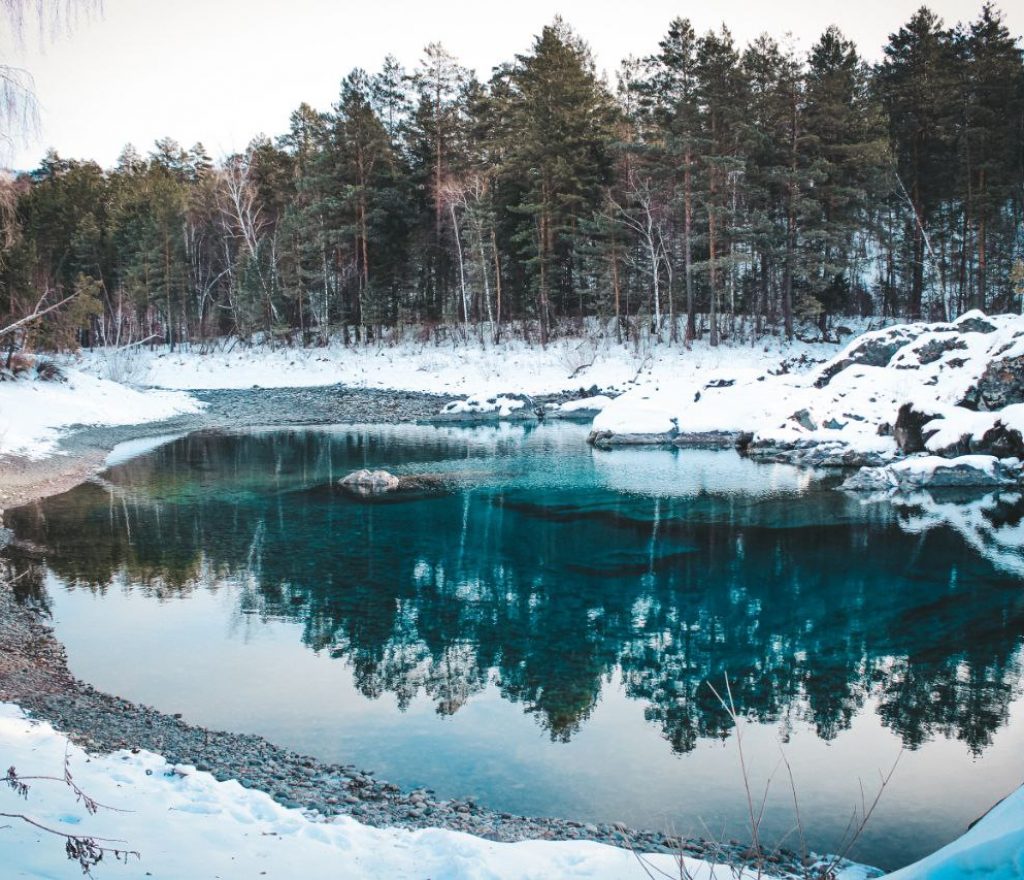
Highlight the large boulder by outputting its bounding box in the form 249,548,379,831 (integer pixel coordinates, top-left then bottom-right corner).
954,312,997,334
913,336,967,365
338,469,401,496
959,355,1024,411
893,403,944,454
973,420,1024,459
814,325,925,388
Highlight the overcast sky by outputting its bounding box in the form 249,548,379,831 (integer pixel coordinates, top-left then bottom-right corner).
3,0,1021,170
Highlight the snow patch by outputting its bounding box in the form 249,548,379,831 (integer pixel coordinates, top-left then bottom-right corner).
0,368,201,460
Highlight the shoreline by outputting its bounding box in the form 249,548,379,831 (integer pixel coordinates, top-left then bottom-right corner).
0,384,453,513
0,579,765,867
0,385,813,878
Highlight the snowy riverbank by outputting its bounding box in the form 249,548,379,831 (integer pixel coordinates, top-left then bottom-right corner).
0,367,200,460
1,699,1019,880
1,328,852,462
0,703,770,880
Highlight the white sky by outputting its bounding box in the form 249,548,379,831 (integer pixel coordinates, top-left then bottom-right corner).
3,0,1021,170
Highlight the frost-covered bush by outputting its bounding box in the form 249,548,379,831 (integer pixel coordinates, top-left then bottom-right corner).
98,346,148,385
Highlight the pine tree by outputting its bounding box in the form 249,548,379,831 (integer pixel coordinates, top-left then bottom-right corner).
877,8,958,318
505,18,616,345
696,27,747,345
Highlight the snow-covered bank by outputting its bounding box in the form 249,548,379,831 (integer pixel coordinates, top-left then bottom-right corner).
592,312,1024,475
0,369,201,460
882,784,1024,880
77,331,849,399
2,701,1017,880
0,703,795,880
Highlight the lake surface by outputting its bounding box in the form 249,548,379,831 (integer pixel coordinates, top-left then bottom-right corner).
7,422,1024,870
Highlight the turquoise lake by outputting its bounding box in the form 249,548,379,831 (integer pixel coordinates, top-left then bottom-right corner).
7,422,1024,870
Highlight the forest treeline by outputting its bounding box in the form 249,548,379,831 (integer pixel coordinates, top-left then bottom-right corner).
2,4,1023,351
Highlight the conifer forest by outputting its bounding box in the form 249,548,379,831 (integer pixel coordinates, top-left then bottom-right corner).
2,4,1023,349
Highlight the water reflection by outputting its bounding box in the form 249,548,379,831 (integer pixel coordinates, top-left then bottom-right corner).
7,424,1024,759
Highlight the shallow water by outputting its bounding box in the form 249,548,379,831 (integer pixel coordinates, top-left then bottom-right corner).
8,422,1024,869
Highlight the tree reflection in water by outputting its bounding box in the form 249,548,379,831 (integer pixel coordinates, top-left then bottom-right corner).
7,425,1024,758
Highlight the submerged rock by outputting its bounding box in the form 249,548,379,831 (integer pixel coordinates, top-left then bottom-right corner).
338,469,402,496
337,469,453,498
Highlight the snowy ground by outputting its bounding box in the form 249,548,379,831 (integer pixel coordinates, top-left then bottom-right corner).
590,310,1024,496
77,330,850,398
1,704,1015,880
594,312,1022,448
0,368,200,459
1,330,859,460
0,704,796,880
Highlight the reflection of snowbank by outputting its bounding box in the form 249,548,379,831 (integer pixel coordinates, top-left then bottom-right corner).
104,433,187,467
591,446,818,498
861,490,1024,577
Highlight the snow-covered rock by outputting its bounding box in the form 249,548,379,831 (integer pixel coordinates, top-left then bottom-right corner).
338,469,402,496
546,394,614,420
842,454,1022,493
438,394,532,421
593,312,1024,470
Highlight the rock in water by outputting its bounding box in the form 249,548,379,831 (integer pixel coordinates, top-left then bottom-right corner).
338,469,401,496
842,455,1021,493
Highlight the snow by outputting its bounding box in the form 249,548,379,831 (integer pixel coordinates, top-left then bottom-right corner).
0,368,201,460
11,312,1023,464
0,703,778,880
593,312,1024,459
842,454,1021,495
74,330,848,401
1,702,1016,880
441,394,527,417
549,394,614,414
882,783,1024,880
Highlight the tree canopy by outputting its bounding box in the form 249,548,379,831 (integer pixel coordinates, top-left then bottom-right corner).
2,5,1023,351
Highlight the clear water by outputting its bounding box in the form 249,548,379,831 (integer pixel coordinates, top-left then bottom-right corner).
7,422,1024,870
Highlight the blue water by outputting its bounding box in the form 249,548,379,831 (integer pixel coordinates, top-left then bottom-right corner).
7,422,1024,869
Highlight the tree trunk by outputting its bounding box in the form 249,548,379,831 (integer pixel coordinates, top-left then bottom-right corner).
491,227,503,344
683,150,695,343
